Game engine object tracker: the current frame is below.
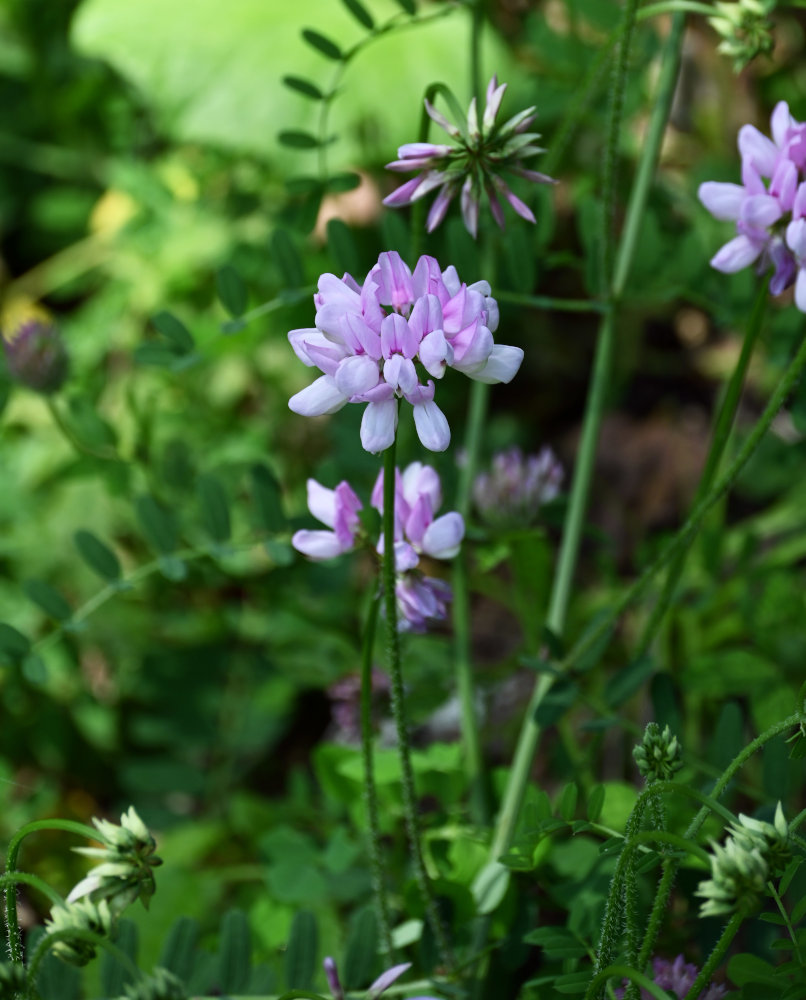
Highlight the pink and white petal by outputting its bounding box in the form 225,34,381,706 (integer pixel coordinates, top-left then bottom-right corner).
697,182,746,221
419,329,453,379
292,529,344,560
334,354,381,397
413,399,451,452
485,182,507,229
451,324,494,373
793,181,806,221
710,235,763,273
404,494,432,548
795,268,806,313
738,124,779,176
424,99,461,139
289,376,348,416
482,77,507,132
401,461,441,513
461,176,479,239
771,101,793,148
426,185,455,232
306,479,336,528
383,177,423,207
468,343,525,384
397,142,453,159
412,255,450,302
343,313,382,360
392,540,419,573
422,511,465,559
496,178,536,223
288,328,327,366
771,159,798,212
409,294,444,340
787,218,806,260
360,399,398,454
367,963,412,999
740,193,782,228
316,272,362,313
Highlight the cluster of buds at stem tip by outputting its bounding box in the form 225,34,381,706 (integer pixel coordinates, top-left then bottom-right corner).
696,803,790,918
117,967,187,1000
2,318,69,394
68,806,162,914
0,962,27,1000
633,722,683,784
44,897,114,966
707,0,775,72
384,75,556,239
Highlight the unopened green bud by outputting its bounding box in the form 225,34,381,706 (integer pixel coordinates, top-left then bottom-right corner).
729,802,790,876
708,0,775,72
119,968,187,1000
69,806,162,915
697,830,770,918
2,319,69,394
0,962,27,999
633,722,683,784
45,898,114,966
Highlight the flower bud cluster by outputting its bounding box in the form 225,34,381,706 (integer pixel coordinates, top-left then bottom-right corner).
118,967,187,1000
633,723,683,784
697,803,790,918
708,0,775,71
699,102,806,310
44,898,114,966
2,318,69,394
288,251,523,454
384,75,555,238
292,462,463,633
68,806,162,914
472,446,563,527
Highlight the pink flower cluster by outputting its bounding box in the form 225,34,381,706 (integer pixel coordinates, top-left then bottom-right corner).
292,462,463,633
288,251,523,454
699,101,806,307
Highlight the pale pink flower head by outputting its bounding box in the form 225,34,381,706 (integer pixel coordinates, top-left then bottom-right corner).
288,251,523,453
292,479,362,560
384,75,556,238
699,102,806,309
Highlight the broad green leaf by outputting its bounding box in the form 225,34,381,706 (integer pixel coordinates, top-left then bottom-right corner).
216,265,247,317
0,623,31,662
557,782,578,821
218,909,251,994
278,130,321,150
586,784,605,823
554,970,592,994
285,911,318,990
341,907,378,990
100,919,137,998
340,0,374,30
151,310,195,353
197,474,231,543
24,580,72,621
727,953,777,986
282,75,325,100
251,464,286,532
301,29,343,61
136,494,179,554
523,927,587,959
74,530,122,582
393,0,416,12
159,916,200,981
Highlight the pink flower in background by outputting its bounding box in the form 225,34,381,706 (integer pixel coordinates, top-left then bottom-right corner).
614,955,725,1000
384,75,556,238
699,100,806,309
288,251,523,453
292,463,462,633
473,446,564,527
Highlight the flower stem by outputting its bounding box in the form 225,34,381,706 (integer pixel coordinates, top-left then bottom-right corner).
381,441,452,970
682,912,743,1000
560,332,806,676
359,593,393,958
27,928,142,987
636,277,769,656
5,819,98,965
489,2,683,865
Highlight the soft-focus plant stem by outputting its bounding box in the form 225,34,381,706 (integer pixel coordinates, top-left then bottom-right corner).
359,594,393,958
683,912,743,1000
27,928,142,986
382,441,452,970
636,278,769,656
5,819,98,965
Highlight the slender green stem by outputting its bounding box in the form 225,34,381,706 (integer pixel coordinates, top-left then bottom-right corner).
682,912,743,1000
470,0,483,105
768,881,803,963
5,818,98,965
28,928,141,986
637,0,714,20
636,277,769,656
359,593,393,958
381,443,452,970
561,333,806,676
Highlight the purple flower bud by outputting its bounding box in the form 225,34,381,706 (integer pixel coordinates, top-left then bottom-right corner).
3,319,69,394
473,447,563,527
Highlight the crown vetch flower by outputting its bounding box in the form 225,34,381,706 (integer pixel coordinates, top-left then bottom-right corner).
699,101,806,308
2,318,69,394
472,446,563,527
384,75,556,238
45,898,114,966
288,251,523,453
291,479,362,559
